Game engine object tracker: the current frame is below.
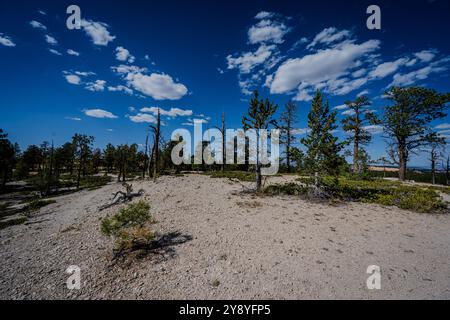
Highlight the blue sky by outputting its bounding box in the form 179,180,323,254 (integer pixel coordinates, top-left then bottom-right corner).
1,0,449,167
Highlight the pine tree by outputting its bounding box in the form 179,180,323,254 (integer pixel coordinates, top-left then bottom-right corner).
280,100,298,173
341,95,380,174
301,90,344,188
103,143,116,174
383,86,449,181
0,129,16,190
242,91,278,192
72,134,94,189
425,131,446,185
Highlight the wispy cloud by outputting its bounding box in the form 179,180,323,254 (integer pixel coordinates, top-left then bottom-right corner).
29,20,47,30
81,19,116,46
140,107,193,117
48,48,62,55
83,108,118,119
67,49,80,56
85,80,106,92
128,113,157,123
45,34,58,45
115,46,135,63
0,33,16,47
65,116,82,121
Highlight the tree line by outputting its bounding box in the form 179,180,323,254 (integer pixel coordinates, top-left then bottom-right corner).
1,85,449,195
242,86,449,191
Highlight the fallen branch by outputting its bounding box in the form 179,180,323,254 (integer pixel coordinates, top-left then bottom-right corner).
99,183,144,211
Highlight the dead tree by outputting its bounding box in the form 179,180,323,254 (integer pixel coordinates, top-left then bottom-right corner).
142,126,149,179
148,109,161,181
99,183,144,211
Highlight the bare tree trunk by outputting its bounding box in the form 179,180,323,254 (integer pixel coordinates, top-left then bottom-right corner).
353,139,359,174
153,110,161,181
255,130,261,192
76,157,82,189
149,143,155,178
431,149,436,185
286,123,291,173
398,147,407,181
221,112,225,172
46,140,54,195
143,127,149,179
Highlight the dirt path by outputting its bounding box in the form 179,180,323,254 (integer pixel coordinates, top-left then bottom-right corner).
0,174,449,299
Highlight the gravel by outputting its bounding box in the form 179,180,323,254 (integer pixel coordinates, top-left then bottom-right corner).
0,174,449,299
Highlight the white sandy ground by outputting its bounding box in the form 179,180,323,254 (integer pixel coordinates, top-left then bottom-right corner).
0,174,449,300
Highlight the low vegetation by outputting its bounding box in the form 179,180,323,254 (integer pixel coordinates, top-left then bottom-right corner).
210,171,255,182
101,200,156,253
25,199,56,212
264,177,447,213
0,217,27,230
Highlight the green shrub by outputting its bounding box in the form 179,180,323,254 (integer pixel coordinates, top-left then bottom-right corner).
101,200,155,251
264,183,308,196
26,199,56,212
0,217,27,230
276,176,447,213
210,171,255,182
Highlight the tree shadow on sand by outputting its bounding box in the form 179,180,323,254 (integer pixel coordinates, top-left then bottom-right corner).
111,231,193,266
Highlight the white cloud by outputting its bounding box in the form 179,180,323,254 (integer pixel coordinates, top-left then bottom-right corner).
115,46,135,63
45,34,57,45
368,58,409,79
415,49,436,62
108,85,133,95
81,19,115,46
140,107,193,117
128,113,157,123
67,49,80,56
255,11,275,19
248,19,289,45
38,10,46,15
291,128,311,135
352,68,366,78
0,33,15,47
363,125,384,134
182,118,209,126
227,44,276,74
435,123,450,130
64,74,81,85
125,72,188,100
65,116,81,121
270,39,380,98
357,90,370,97
334,104,348,110
111,64,147,75
294,90,313,102
342,109,356,116
48,48,62,55
84,108,118,119
390,64,446,87
307,27,352,49
74,71,95,76
29,20,47,30
85,80,106,92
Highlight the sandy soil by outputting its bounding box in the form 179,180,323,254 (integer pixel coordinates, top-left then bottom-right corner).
0,174,449,299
